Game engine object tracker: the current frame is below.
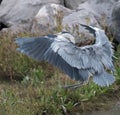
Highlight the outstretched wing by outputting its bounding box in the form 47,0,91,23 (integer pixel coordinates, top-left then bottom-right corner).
51,40,114,72
15,36,90,82
15,31,115,86
16,36,53,61
51,38,115,86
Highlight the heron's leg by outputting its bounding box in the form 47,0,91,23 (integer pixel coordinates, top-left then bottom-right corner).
63,81,88,89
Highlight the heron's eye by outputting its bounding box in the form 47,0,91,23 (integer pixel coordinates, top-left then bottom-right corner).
82,49,86,54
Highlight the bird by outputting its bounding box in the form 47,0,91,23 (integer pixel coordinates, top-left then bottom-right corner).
15,24,115,89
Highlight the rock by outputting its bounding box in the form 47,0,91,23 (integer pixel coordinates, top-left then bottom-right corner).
62,9,99,27
0,23,31,35
77,0,118,25
64,0,88,9
62,0,119,43
0,0,119,41
0,0,64,27
31,3,72,33
62,9,99,43
109,1,120,44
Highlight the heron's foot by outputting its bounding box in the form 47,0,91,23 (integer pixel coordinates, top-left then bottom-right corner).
63,81,88,90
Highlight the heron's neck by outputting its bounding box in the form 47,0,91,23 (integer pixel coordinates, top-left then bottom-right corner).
95,31,108,45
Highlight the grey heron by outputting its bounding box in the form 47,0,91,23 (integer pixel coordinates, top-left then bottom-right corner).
15,24,115,88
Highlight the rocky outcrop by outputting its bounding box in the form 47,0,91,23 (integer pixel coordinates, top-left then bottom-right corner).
0,0,64,30
0,0,120,46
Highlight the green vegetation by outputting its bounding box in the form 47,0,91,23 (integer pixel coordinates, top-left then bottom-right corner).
0,31,120,115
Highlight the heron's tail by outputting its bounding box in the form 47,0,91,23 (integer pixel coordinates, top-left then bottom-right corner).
93,71,115,87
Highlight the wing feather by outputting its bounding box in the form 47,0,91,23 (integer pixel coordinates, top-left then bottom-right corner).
15,30,115,86
51,41,106,74
15,37,90,82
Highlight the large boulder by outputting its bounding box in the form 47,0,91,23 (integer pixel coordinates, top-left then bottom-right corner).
64,0,88,9
31,3,72,33
0,0,64,27
109,1,120,44
62,0,118,43
0,0,119,45
62,9,99,43
77,0,118,25
62,9,99,28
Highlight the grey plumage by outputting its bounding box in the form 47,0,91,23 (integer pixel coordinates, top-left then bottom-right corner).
15,24,115,87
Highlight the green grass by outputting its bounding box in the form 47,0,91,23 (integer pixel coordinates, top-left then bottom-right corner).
0,32,120,115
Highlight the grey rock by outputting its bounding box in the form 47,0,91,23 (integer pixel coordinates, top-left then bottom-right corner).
31,3,72,33
0,0,64,26
0,0,119,44
0,23,31,35
77,0,117,25
64,0,87,9
109,1,120,44
62,9,99,43
62,0,118,43
62,10,99,27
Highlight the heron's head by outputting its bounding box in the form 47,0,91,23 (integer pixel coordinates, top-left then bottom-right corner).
89,26,104,33
92,27,109,44
89,26,105,38
58,31,76,44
